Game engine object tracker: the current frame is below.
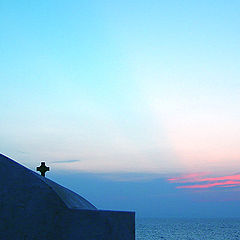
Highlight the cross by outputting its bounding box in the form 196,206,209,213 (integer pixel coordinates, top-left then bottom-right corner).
36,162,50,177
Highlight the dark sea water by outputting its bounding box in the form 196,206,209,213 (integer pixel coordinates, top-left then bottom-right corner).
136,218,240,240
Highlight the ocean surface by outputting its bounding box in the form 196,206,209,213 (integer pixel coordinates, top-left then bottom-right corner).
136,218,240,240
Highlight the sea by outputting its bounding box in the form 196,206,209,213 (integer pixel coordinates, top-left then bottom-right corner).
136,218,240,240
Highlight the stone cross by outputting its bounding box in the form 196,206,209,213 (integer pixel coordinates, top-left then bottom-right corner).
36,162,50,177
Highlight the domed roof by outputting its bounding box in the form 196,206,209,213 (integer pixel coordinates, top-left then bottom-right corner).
0,153,97,210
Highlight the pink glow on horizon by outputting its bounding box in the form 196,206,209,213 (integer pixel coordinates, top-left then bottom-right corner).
169,174,240,183
168,172,209,182
177,181,240,189
168,173,240,189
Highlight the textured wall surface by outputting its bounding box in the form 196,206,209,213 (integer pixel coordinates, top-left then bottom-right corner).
0,154,135,240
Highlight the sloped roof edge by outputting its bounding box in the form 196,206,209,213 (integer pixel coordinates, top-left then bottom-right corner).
0,153,97,210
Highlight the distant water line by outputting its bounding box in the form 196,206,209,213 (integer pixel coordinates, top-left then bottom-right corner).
136,218,240,240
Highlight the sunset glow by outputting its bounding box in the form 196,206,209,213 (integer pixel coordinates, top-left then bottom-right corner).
168,173,240,189
1,0,240,218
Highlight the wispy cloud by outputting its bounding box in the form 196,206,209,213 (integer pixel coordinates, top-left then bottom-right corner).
168,173,240,189
168,172,209,183
52,160,81,164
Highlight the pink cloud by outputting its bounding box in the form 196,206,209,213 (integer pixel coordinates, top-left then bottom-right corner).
168,172,208,183
168,173,240,189
177,181,240,189
169,174,240,183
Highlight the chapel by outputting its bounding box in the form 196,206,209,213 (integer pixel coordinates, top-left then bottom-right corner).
0,153,135,240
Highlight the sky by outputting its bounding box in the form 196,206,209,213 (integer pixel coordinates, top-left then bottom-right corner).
1,0,240,217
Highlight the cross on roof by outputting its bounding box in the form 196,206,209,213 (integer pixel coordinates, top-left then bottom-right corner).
36,162,50,177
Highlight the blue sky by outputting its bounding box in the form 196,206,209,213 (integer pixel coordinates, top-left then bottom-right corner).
1,0,240,217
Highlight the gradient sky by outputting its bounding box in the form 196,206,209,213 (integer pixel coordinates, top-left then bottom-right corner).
1,0,240,217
